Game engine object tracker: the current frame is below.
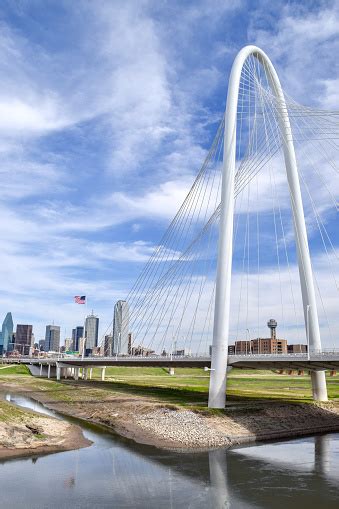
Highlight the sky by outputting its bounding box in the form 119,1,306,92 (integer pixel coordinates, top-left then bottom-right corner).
0,0,337,345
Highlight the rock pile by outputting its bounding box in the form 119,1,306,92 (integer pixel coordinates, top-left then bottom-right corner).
135,408,231,448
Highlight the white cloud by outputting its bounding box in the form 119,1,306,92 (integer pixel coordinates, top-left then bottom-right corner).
249,3,339,107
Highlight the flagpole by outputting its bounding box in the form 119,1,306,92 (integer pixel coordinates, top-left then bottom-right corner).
82,296,87,359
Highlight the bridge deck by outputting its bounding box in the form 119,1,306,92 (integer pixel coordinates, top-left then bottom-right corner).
11,353,339,371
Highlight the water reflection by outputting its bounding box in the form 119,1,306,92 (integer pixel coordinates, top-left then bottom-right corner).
0,394,338,508
314,434,331,475
209,449,230,509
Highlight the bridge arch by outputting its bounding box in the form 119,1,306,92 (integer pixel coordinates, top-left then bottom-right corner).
208,45,328,408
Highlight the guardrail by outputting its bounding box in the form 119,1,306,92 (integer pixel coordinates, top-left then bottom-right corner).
5,350,339,363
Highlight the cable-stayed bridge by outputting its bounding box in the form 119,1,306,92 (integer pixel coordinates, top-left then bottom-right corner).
18,46,339,409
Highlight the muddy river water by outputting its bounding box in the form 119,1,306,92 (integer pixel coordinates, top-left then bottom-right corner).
0,394,338,508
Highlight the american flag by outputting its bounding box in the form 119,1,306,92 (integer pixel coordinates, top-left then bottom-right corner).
74,295,86,304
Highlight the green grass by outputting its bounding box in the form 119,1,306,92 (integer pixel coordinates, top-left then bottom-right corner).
32,433,47,440
85,366,339,406
0,400,33,422
0,364,30,375
1,366,338,409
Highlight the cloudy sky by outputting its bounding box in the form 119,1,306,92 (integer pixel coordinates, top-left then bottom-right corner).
0,0,338,345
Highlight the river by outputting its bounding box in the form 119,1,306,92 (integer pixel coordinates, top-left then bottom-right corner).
0,394,338,508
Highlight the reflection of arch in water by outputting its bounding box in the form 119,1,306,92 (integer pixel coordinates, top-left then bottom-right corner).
107,432,338,508
227,435,338,508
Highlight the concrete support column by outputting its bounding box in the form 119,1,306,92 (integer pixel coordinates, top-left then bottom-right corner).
74,368,79,381
56,363,61,381
169,367,175,376
311,371,328,401
83,368,88,380
89,368,93,380
47,364,51,379
39,363,43,376
101,367,106,381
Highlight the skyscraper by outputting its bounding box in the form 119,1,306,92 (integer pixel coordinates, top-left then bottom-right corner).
1,312,13,353
113,300,129,355
64,338,72,352
72,326,84,351
85,314,99,355
103,334,113,356
44,325,61,352
15,324,33,355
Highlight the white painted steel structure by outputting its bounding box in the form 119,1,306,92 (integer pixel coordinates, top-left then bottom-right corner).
208,45,328,408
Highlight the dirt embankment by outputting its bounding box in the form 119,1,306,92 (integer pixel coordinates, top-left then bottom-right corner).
0,398,91,460
2,379,339,451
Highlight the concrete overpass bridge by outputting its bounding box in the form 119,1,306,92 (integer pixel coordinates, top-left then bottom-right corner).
10,351,339,381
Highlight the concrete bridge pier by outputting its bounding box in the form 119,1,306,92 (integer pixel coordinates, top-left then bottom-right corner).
101,367,106,381
47,364,51,379
39,363,43,376
56,364,61,381
74,367,79,380
169,367,175,376
89,368,93,380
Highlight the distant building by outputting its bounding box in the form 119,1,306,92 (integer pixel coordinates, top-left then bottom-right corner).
38,339,45,351
251,338,287,354
267,319,278,340
72,326,84,352
173,348,191,356
15,324,33,355
1,312,13,353
112,301,129,355
228,345,235,355
131,345,155,356
287,344,307,353
234,340,251,354
78,337,86,357
64,338,73,352
103,334,113,356
230,319,288,355
45,325,60,352
85,314,99,355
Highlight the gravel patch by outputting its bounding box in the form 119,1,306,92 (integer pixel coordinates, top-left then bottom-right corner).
135,409,231,448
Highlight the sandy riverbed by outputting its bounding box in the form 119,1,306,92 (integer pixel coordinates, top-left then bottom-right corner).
0,396,91,460
1,378,339,451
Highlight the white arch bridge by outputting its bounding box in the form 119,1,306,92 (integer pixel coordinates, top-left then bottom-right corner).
100,45,339,408
23,46,339,408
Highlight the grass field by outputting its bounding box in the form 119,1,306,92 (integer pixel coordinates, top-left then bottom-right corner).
0,364,338,408
0,364,30,375
86,366,339,406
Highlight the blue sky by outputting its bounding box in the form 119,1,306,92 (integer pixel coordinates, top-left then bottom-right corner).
0,0,338,345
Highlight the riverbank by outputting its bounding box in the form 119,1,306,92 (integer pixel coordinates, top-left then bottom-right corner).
1,368,339,451
0,397,91,460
